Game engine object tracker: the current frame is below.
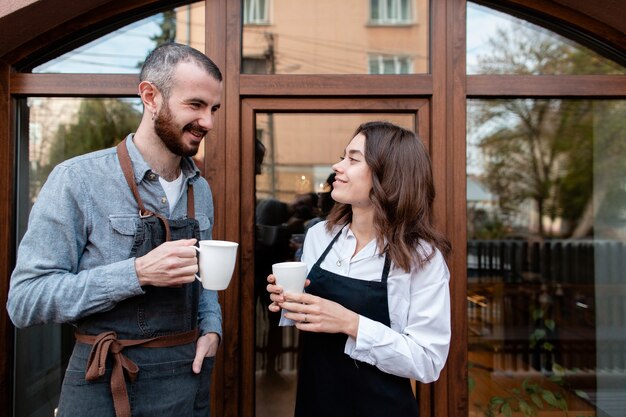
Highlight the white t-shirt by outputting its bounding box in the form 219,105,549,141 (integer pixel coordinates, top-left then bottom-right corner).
287,221,451,383
159,172,184,214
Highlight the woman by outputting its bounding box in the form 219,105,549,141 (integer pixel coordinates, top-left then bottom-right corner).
267,121,452,417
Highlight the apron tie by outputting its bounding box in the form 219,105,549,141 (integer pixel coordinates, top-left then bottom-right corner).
77,329,199,417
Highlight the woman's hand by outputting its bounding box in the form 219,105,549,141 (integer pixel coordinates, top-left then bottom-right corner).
266,274,285,313
280,292,359,338
266,274,311,313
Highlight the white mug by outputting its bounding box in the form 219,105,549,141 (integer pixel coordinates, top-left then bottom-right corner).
272,261,308,294
193,240,239,290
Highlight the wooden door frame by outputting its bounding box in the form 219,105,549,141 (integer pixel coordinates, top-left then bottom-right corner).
239,97,434,417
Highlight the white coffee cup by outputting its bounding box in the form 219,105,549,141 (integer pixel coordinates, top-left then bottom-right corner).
272,261,308,294
193,240,238,290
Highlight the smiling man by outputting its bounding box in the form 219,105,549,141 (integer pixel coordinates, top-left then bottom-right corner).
7,43,223,417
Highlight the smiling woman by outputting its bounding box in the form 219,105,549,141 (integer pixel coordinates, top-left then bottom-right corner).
265,121,451,417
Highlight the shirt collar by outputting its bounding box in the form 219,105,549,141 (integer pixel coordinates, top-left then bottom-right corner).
337,223,382,259
124,134,201,184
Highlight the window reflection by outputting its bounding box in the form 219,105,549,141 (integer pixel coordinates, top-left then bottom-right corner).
254,113,414,417
467,99,626,417
33,2,205,74
467,2,626,75
15,97,142,417
242,0,429,74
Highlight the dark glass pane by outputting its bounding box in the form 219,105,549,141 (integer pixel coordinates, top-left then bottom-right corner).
467,2,626,75
242,0,428,74
467,98,626,417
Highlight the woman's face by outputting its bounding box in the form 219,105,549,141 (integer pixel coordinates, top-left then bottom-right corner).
331,133,373,208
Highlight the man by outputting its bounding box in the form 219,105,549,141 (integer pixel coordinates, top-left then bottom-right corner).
7,43,223,417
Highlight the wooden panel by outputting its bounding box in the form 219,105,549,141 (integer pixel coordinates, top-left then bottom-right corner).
433,0,470,415
22,72,617,99
240,74,433,96
448,0,470,414
240,100,256,417
468,75,626,97
10,73,138,96
430,0,448,416
1,0,169,66
239,97,428,112
0,60,14,415
204,1,230,417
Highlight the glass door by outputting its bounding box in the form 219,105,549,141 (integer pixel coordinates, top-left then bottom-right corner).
240,98,433,417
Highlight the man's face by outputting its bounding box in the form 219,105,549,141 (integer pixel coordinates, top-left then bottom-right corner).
153,61,222,157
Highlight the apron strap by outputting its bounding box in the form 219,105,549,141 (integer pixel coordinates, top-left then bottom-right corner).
381,255,391,284
76,329,199,417
116,138,197,241
313,227,344,269
315,225,392,283
187,183,195,219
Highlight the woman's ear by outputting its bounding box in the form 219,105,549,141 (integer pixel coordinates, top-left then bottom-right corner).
138,81,160,116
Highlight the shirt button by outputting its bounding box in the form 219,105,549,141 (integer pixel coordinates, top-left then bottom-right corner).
161,197,167,204
148,173,157,180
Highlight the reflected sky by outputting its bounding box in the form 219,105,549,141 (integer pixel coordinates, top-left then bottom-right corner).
33,16,163,73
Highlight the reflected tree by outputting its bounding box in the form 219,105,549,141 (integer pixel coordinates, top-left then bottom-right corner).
570,101,626,238
472,25,623,238
33,99,141,200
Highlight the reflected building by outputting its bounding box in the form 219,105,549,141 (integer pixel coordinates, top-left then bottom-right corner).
178,0,428,200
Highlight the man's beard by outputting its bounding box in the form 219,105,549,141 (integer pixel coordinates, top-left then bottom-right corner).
154,103,206,157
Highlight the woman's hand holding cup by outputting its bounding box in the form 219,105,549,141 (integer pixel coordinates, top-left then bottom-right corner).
266,274,284,313
267,262,310,313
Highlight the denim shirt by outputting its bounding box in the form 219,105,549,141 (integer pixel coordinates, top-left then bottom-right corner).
7,135,222,339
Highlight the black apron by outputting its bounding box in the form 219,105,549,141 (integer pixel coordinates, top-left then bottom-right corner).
57,139,213,417
295,230,419,417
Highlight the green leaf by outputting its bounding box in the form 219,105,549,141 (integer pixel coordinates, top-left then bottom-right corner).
555,393,568,411
542,342,554,351
511,388,520,395
490,396,505,405
469,376,475,392
574,389,590,400
530,393,543,408
532,309,544,321
541,390,559,408
519,400,534,417
533,328,547,340
502,403,512,417
552,363,565,375
545,319,556,331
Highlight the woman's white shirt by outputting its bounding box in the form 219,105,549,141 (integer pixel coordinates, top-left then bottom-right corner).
298,221,451,383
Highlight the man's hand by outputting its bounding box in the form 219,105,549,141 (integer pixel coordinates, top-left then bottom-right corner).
134,239,198,286
193,332,220,374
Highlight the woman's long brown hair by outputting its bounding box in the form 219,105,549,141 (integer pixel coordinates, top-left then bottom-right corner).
326,121,451,272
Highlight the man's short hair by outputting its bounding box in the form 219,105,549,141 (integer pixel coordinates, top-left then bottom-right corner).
140,42,222,98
